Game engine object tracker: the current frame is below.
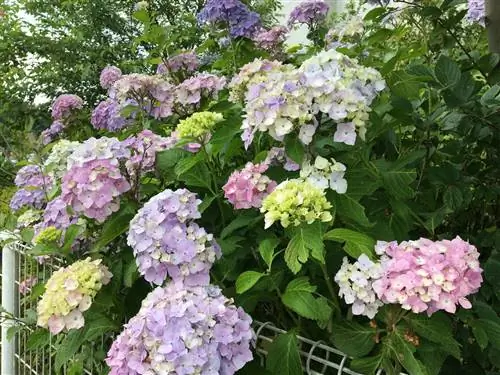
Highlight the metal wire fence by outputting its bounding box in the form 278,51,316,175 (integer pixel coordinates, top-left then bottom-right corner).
2,241,381,375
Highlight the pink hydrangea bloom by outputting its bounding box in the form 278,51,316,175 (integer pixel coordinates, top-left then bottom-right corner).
223,162,277,209
100,66,122,90
372,237,483,315
51,94,84,120
157,52,199,74
253,26,288,50
61,159,131,223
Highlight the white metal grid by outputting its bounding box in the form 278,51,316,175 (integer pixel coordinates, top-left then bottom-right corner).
2,242,384,375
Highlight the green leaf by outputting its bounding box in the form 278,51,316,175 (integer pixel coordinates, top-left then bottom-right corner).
236,271,265,294
199,194,217,214
282,280,333,322
406,313,461,359
391,332,429,375
484,256,500,290
480,85,500,105
217,236,244,255
178,163,212,189
435,55,461,88
363,7,387,21
156,148,189,174
124,258,139,288
351,355,383,375
324,228,376,258
27,329,50,350
335,194,372,227
470,321,489,350
84,315,117,342
285,223,324,273
67,358,84,375
174,154,203,176
284,135,304,164
54,329,85,371
443,186,463,210
7,325,22,341
331,321,376,358
476,319,500,349
266,332,302,375
91,202,137,252
258,237,280,270
220,212,260,239
382,170,416,199
62,224,84,253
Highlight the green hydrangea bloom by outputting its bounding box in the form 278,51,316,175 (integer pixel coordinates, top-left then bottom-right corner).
176,111,223,139
260,179,332,228
33,226,62,245
36,257,112,334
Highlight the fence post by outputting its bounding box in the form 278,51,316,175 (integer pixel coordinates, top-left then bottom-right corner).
2,243,17,375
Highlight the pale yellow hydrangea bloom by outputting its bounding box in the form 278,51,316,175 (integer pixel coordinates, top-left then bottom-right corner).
33,226,62,245
176,111,223,139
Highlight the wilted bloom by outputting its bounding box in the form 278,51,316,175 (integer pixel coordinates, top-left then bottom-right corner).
223,162,277,209
372,237,483,315
335,255,384,319
300,156,347,193
100,66,122,90
37,257,112,334
261,179,332,228
288,0,329,28
106,283,254,375
51,94,84,120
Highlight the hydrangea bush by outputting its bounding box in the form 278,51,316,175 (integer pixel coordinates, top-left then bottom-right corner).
6,0,500,374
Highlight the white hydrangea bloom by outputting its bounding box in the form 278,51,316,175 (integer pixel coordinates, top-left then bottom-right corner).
300,156,348,194
43,140,80,178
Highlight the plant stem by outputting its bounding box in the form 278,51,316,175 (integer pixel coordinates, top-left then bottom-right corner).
320,263,340,313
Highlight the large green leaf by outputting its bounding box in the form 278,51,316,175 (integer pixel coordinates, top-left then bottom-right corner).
284,135,305,164
266,332,302,375
156,148,190,175
435,55,461,88
324,228,376,258
26,329,50,351
476,319,500,349
236,271,265,294
178,163,212,189
351,355,383,375
331,321,376,358
258,237,280,270
84,315,117,342
391,332,429,375
335,194,372,227
220,212,261,239
284,223,324,273
382,170,416,199
281,278,332,322
54,329,86,371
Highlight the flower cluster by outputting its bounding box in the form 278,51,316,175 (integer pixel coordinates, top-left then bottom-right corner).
467,0,485,25
37,258,112,334
10,165,52,211
223,162,277,209
100,66,122,90
261,179,332,228
43,140,80,179
14,165,47,187
176,111,223,140
157,52,199,75
91,99,130,131
128,189,220,286
67,136,130,169
299,49,385,142
300,156,347,193
17,209,42,227
373,237,483,315
325,15,364,48
241,65,312,148
61,158,130,223
288,0,329,28
10,189,46,211
51,94,84,120
334,254,384,319
19,276,37,295
41,121,64,145
39,197,77,231
33,226,63,245
198,0,261,38
106,283,253,375
253,26,288,50
124,130,174,181
175,73,226,114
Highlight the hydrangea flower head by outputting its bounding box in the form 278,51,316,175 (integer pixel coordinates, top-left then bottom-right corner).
288,0,329,28
261,179,332,228
372,237,483,315
41,121,65,145
198,0,261,38
223,162,277,209
175,73,226,114
91,99,130,132
15,165,46,187
43,140,80,179
40,197,77,230
67,136,130,169
11,164,52,211
157,52,199,75
51,94,84,120
176,111,224,140
335,254,384,318
100,66,122,90
37,257,112,334
106,283,254,375
33,226,63,246
61,159,131,223
253,26,288,50
17,209,42,228
467,0,485,25
300,156,347,193
10,189,46,211
128,189,220,286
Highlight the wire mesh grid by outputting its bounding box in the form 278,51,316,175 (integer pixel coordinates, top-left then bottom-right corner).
2,241,388,375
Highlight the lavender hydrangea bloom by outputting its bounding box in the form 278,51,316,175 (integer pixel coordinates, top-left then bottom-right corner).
467,0,485,25
51,94,84,120
127,189,221,286
175,73,226,114
41,121,65,145
91,99,129,131
253,26,288,50
288,0,329,27
15,165,46,187
61,159,131,223
198,0,261,38
67,137,130,169
40,197,77,230
100,66,122,90
106,283,254,375
157,52,199,75
10,189,46,211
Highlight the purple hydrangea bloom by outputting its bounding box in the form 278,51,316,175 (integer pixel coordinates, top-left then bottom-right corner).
91,99,129,132
61,159,131,223
15,165,46,187
253,26,288,50
157,52,199,75
175,73,226,114
51,94,84,120
467,0,485,25
40,197,77,230
198,0,261,38
100,66,122,90
106,283,254,375
10,189,46,211
288,0,329,27
41,121,65,145
127,189,221,286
